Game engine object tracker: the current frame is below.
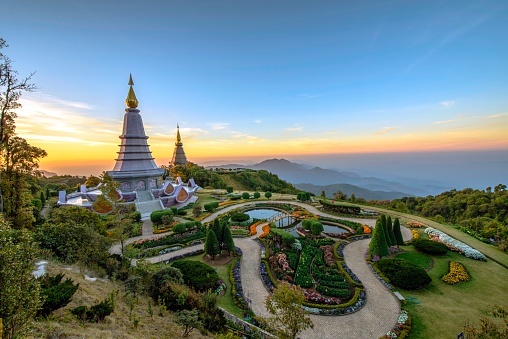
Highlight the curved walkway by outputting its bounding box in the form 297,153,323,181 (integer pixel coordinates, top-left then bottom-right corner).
118,201,412,338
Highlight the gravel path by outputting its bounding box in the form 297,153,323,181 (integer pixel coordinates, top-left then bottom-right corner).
114,201,413,338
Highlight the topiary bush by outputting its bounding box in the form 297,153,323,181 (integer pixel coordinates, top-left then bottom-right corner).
412,238,448,255
204,202,219,212
376,258,431,290
171,260,220,291
150,209,174,224
230,213,250,222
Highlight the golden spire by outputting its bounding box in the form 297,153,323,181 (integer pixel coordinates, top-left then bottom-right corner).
176,124,182,144
126,73,139,108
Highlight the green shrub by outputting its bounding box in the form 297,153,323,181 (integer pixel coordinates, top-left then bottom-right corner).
315,285,351,298
131,211,142,222
38,273,79,317
150,209,174,224
173,223,186,234
242,192,250,199
204,202,219,212
171,260,220,291
412,238,448,255
177,209,187,216
377,258,432,290
71,295,115,322
311,222,324,235
230,213,250,222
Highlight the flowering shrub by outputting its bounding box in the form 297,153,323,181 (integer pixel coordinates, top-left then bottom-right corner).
320,245,335,267
218,201,236,207
259,224,270,238
249,221,262,235
412,230,419,239
442,261,469,285
407,221,425,228
424,228,486,261
362,225,372,234
383,309,412,338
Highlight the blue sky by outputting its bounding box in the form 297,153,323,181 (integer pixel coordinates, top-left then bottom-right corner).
1,0,507,175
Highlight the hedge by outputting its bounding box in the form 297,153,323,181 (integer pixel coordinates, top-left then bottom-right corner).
376,258,431,290
412,238,448,255
150,209,174,224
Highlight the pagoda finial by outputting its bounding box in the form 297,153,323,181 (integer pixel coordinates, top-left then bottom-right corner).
126,73,139,108
176,124,182,144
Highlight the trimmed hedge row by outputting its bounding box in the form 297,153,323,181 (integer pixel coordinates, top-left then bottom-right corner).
412,238,448,255
376,258,431,290
316,285,351,298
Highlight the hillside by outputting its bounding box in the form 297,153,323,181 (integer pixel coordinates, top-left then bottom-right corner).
217,169,299,194
29,262,210,339
295,183,410,201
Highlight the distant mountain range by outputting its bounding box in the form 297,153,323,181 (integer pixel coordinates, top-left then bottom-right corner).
208,158,449,200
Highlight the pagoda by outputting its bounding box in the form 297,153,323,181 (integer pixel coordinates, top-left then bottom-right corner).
170,124,188,166
107,74,165,192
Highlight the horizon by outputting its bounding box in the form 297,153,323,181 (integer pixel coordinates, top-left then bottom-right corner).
2,0,508,191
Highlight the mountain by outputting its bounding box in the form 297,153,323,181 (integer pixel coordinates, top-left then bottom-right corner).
295,183,410,201
40,170,58,177
207,158,442,198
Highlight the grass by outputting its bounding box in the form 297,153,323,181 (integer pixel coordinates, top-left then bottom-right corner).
395,252,432,270
29,261,211,339
391,244,508,339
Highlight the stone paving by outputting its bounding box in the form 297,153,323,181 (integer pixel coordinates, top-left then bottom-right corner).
115,200,414,338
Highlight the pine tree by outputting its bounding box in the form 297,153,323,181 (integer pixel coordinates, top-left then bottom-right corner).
381,214,391,247
40,191,46,206
393,217,404,247
387,216,396,247
369,219,389,257
204,229,220,260
211,218,223,249
222,225,235,256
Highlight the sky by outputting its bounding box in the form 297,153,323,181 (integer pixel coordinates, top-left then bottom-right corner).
1,0,508,178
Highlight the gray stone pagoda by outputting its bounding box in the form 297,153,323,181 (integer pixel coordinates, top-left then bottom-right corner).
170,124,188,166
107,74,165,192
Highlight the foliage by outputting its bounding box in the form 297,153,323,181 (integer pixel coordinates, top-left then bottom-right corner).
132,228,206,250
380,186,508,250
269,228,296,247
264,283,314,339
37,273,79,317
204,201,220,212
265,191,272,199
387,216,397,246
319,200,361,215
226,186,233,193
412,238,448,255
393,217,404,246
204,228,221,259
254,191,261,199
241,192,250,199
464,305,508,339
169,162,226,188
0,218,42,339
369,219,389,257
297,191,311,202
310,221,324,235
174,308,202,337
49,205,106,235
171,260,220,291
223,225,235,255
150,209,174,224
70,292,115,322
230,213,250,222
376,258,432,290
221,169,298,194
150,266,184,299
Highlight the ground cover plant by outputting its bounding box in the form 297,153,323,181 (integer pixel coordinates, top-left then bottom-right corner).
376,258,431,290
412,238,448,255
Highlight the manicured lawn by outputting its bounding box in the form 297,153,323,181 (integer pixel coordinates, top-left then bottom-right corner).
395,251,431,270
391,244,508,339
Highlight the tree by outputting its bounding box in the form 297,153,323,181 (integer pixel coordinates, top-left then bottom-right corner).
320,190,326,198
192,204,202,217
380,214,392,247
369,219,389,257
265,191,272,199
0,38,36,144
387,216,396,247
0,136,47,229
349,193,356,202
204,228,220,260
393,217,404,247
334,191,347,201
310,222,324,235
39,190,46,206
242,192,250,199
0,217,42,339
84,175,101,188
254,191,261,199
211,218,223,250
222,225,235,255
174,308,202,337
264,283,313,339
226,186,233,193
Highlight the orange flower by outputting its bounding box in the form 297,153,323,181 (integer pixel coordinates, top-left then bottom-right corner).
259,224,270,238
362,225,372,234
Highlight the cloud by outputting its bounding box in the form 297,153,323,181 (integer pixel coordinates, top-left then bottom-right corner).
376,127,397,135
440,100,455,108
25,92,94,110
434,119,457,125
254,119,262,124
285,127,303,132
210,123,230,130
230,131,263,143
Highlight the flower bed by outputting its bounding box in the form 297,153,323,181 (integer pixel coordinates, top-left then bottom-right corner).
367,263,393,290
383,309,412,339
442,261,470,285
259,224,270,238
424,228,486,261
407,221,425,228
339,262,363,286
412,230,419,239
334,241,347,259
249,221,262,235
362,225,372,234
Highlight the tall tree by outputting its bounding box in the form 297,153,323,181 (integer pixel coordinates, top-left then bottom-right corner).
204,228,220,260
211,218,223,250
369,219,389,257
387,216,396,247
264,283,314,339
380,214,392,247
393,217,404,247
222,225,235,256
0,217,42,339
0,38,36,144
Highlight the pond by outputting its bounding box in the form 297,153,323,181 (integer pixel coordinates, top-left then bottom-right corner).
244,208,349,237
